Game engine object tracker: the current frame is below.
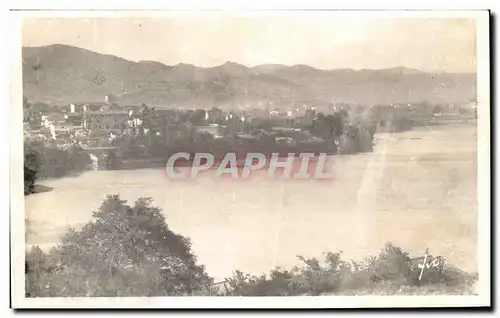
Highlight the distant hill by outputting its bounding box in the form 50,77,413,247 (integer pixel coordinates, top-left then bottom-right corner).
22,44,477,108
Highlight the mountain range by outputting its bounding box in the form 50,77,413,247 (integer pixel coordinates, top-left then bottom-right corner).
22,44,476,109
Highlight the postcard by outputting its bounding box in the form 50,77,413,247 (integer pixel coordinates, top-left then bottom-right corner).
10,10,490,308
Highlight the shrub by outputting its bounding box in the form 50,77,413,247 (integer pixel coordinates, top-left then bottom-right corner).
223,252,350,296
25,246,55,297
24,165,36,195
24,143,92,185
369,243,413,285
221,243,476,296
25,195,214,297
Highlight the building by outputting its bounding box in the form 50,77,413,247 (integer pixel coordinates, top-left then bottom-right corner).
69,104,83,113
41,113,66,128
104,94,116,105
84,103,105,112
65,113,84,127
194,125,221,135
206,108,224,122
83,110,129,131
52,122,76,139
194,125,223,139
123,105,142,115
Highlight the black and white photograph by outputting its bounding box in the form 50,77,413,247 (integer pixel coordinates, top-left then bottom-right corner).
10,10,491,308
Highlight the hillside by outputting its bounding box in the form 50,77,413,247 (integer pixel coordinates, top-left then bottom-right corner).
22,44,477,108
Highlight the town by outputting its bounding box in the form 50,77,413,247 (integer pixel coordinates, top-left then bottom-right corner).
23,93,475,186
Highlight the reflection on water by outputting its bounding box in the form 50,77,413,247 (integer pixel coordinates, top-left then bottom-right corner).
25,123,478,281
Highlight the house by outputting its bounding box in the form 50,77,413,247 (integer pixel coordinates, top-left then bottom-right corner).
123,105,142,116
206,108,225,122
82,102,106,112
104,94,116,105
83,110,129,131
52,122,76,137
69,104,86,113
41,121,76,140
65,113,84,127
194,125,220,135
41,113,66,128
194,125,223,139
271,127,296,132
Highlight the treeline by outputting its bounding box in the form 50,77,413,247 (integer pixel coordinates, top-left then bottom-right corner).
366,102,475,133
109,108,376,164
26,196,477,297
24,142,91,195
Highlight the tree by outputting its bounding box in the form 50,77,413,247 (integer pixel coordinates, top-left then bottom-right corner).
369,243,412,285
26,195,214,297
24,165,36,195
311,113,333,139
24,147,42,195
191,109,207,126
328,113,344,137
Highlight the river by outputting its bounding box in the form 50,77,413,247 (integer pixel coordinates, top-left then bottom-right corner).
25,122,478,282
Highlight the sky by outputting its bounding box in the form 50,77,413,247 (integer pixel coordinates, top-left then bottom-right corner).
22,15,477,73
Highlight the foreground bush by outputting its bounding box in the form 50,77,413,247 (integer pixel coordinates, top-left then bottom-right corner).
26,195,214,297
221,244,477,296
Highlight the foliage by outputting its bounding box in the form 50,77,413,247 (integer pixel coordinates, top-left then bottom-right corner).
25,195,214,297
24,143,92,196
24,142,91,178
108,105,377,162
367,103,450,132
24,165,37,195
221,243,476,296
